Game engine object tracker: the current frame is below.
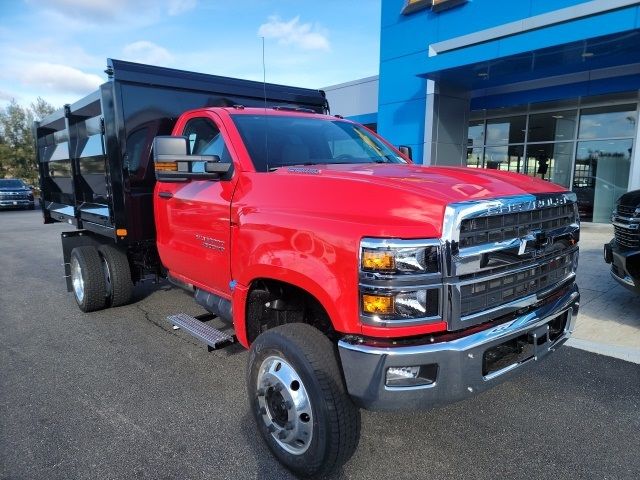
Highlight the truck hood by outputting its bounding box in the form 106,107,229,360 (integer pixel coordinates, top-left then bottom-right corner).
259,164,567,238
279,163,565,202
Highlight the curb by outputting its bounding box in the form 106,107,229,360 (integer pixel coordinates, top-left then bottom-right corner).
567,338,640,364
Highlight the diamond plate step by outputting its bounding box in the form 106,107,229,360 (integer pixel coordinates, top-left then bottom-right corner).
167,313,235,351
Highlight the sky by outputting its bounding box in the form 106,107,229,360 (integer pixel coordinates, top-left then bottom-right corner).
0,0,381,109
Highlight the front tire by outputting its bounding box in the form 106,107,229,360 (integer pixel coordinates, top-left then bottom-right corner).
70,246,107,312
247,323,360,477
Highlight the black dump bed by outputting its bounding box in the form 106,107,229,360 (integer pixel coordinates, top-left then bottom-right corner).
35,59,328,244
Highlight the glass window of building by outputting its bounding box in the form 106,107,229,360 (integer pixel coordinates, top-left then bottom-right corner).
466,147,482,168
573,139,633,222
524,142,574,188
578,104,637,139
485,116,526,145
484,145,524,172
466,93,638,223
527,110,577,143
467,121,484,147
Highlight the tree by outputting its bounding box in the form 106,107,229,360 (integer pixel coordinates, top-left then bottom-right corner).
0,97,56,184
31,97,55,122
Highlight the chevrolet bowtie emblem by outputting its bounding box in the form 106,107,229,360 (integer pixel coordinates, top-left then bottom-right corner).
518,230,551,256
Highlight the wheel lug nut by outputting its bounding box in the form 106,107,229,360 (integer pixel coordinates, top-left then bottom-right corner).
278,430,288,440
274,384,283,392
285,422,294,431
267,424,276,433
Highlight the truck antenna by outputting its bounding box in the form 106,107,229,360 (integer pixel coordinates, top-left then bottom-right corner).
262,36,270,171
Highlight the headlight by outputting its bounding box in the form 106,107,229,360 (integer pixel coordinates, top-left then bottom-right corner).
360,239,440,274
361,290,439,320
359,238,442,325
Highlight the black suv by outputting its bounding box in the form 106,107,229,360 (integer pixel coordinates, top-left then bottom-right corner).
604,189,640,293
0,179,35,210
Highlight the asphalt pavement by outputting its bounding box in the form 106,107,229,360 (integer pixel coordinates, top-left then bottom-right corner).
1,209,639,480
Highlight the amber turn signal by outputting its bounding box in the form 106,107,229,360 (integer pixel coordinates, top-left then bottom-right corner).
361,249,395,271
362,294,395,315
155,162,178,172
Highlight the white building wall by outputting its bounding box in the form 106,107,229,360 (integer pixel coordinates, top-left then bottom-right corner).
323,76,379,118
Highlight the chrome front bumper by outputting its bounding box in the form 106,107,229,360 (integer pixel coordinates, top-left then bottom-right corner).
605,239,640,293
338,283,579,411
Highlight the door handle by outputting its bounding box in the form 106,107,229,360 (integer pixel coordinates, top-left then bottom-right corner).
158,191,173,199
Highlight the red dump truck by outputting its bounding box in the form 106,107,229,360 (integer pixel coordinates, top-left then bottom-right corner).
36,59,580,477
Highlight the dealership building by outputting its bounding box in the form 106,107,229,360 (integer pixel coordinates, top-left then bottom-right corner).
324,0,640,222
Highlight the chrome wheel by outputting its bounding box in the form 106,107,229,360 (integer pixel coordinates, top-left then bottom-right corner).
256,355,313,455
71,256,85,303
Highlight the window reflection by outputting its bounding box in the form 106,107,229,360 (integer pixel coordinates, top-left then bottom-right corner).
467,121,484,147
524,142,573,187
528,111,576,143
485,116,526,145
578,104,637,139
484,145,524,172
466,147,482,168
573,140,633,222
467,95,637,223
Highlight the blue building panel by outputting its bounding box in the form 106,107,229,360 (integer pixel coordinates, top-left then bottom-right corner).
351,0,640,218
378,52,429,105
377,99,427,158
528,0,589,16
346,113,378,126
495,7,638,58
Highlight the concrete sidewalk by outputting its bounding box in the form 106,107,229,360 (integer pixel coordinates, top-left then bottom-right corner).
570,222,640,363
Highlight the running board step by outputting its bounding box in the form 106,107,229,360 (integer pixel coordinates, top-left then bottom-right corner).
167,313,235,351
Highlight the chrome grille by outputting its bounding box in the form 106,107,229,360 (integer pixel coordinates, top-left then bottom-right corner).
0,192,28,200
442,193,580,330
614,225,640,249
459,204,577,248
459,250,576,317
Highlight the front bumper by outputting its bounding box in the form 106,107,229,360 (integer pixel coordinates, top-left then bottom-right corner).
604,240,640,293
338,283,579,411
0,199,34,209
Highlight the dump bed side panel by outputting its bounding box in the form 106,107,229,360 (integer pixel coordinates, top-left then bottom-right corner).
36,90,114,237
37,59,329,244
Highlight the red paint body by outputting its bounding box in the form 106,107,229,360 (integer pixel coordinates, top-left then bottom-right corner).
154,108,566,347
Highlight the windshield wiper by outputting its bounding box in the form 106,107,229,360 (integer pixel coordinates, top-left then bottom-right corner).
268,162,326,172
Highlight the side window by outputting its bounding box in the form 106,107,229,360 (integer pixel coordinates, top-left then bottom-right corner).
182,117,232,172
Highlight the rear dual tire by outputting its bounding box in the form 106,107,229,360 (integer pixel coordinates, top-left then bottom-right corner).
70,245,133,312
98,245,133,307
70,246,107,312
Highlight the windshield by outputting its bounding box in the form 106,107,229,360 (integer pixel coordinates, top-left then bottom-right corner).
231,115,407,172
0,179,26,189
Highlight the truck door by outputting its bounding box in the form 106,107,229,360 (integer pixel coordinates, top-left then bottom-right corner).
155,114,237,298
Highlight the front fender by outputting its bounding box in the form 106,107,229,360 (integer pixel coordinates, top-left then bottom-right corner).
231,225,359,339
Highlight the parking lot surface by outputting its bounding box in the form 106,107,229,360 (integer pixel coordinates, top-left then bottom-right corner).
1,210,639,480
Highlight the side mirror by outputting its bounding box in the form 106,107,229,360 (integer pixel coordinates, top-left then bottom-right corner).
153,136,232,181
398,145,412,160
